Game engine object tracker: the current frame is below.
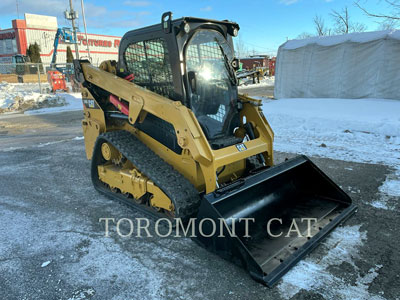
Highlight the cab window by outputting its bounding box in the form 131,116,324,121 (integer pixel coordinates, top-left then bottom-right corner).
124,38,175,99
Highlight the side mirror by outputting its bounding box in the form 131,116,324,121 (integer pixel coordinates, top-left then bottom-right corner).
231,58,240,71
188,71,197,93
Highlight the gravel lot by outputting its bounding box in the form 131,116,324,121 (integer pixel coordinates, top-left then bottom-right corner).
0,110,399,300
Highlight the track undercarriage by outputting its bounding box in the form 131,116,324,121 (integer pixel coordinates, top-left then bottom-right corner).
91,130,200,221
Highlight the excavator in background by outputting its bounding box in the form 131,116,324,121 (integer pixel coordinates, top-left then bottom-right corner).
74,12,356,287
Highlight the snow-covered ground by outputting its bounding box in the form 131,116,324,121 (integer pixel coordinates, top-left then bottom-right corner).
262,97,400,211
0,82,52,110
262,97,399,299
0,82,81,114
262,98,400,167
0,84,398,299
24,93,82,115
278,225,385,300
238,76,275,89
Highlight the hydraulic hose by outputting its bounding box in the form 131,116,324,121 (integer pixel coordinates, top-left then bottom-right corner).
244,122,266,166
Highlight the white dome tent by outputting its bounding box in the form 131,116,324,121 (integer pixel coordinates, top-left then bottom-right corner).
274,30,400,99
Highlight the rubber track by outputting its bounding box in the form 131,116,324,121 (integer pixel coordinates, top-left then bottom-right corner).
91,130,201,221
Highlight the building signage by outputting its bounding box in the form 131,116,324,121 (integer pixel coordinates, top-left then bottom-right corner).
77,35,120,48
0,32,16,40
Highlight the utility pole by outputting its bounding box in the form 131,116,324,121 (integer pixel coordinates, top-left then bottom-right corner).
16,0,20,19
81,0,91,61
65,0,79,59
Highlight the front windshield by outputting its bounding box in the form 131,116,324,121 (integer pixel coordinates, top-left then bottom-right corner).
185,30,237,140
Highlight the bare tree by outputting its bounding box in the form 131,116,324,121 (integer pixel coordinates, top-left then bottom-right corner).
297,7,367,40
314,15,329,36
331,7,351,33
295,15,332,39
355,0,400,28
297,32,314,39
352,21,368,32
378,18,398,30
234,34,248,58
331,6,367,33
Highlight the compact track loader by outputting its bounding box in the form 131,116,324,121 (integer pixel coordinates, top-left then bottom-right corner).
74,12,356,286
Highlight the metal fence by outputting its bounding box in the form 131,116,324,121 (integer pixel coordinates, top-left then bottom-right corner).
0,63,76,93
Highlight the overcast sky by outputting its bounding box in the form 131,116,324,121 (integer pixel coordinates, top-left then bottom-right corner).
0,0,395,54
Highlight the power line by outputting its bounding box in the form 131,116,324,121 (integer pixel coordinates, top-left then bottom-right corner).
243,41,277,52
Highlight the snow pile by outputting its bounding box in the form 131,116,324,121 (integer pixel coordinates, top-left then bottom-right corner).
24,93,82,115
0,82,66,113
278,225,385,300
262,98,400,167
282,29,400,50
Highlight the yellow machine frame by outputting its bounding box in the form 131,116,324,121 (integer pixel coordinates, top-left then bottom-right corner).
80,62,274,194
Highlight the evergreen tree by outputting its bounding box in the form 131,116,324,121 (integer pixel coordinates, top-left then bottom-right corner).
26,42,42,63
26,42,43,73
66,46,74,63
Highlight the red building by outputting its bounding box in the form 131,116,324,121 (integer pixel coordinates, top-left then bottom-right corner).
240,56,268,70
0,13,121,65
240,56,276,76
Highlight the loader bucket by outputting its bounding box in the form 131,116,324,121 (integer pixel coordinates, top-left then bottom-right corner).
193,155,357,287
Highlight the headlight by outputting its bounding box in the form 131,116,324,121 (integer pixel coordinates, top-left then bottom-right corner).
184,23,191,33
233,28,238,37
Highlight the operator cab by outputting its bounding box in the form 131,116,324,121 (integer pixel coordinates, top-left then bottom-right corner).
118,12,241,150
